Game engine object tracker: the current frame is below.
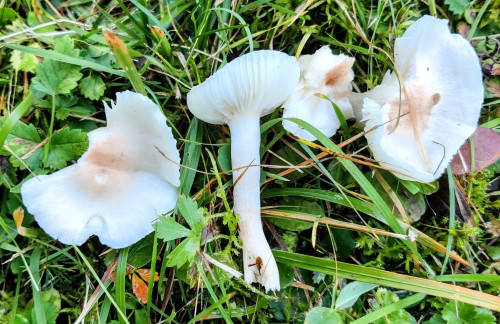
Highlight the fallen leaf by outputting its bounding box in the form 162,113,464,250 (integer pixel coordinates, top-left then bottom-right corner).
486,81,500,98
492,64,500,76
13,206,27,236
131,268,159,304
450,127,500,174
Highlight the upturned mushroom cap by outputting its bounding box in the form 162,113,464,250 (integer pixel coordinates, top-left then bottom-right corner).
358,16,483,182
21,91,181,248
187,50,300,124
283,46,355,141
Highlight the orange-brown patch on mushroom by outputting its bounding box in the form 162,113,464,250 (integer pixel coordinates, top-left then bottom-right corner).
83,134,138,171
385,83,440,134
325,58,353,86
385,83,441,172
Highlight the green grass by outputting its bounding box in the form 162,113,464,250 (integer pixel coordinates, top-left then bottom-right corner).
0,0,499,323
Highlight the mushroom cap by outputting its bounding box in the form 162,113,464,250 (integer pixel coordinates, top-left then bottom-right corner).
187,50,300,125
282,46,355,141
21,91,181,248
360,15,483,182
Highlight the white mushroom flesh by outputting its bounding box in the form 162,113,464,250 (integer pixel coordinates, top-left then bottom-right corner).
21,91,181,248
357,16,483,182
187,50,300,291
283,46,355,141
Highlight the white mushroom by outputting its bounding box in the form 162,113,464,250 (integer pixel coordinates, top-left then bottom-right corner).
187,50,300,291
352,15,483,183
283,46,355,141
21,91,180,249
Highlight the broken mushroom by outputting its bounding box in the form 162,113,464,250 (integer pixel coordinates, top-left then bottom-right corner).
187,50,300,291
351,15,483,183
283,46,355,141
21,91,181,249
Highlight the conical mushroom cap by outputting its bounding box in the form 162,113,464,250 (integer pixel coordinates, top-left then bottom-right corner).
360,16,483,182
187,50,300,125
21,91,181,248
283,46,355,141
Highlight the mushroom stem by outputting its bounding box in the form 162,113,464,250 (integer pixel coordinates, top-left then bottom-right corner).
228,115,280,292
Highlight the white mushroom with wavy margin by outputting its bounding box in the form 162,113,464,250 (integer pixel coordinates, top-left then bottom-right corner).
21,91,181,249
351,15,483,183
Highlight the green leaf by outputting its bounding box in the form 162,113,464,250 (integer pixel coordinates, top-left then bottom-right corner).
44,128,88,170
166,236,198,268
177,195,204,232
79,73,106,100
486,246,500,261
0,8,18,25
1,118,43,170
30,288,61,324
30,36,83,96
441,301,496,324
54,36,80,57
277,263,295,289
31,60,82,96
335,282,378,310
217,144,231,173
444,0,470,15
305,307,343,324
155,217,191,241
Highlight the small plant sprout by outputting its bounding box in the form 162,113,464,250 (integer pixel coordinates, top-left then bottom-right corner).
21,91,181,249
282,46,355,141
350,15,483,183
187,50,300,291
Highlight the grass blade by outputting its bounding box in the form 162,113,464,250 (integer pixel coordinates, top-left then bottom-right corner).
29,247,47,323
116,247,129,324
103,30,146,95
273,250,500,311
3,44,125,77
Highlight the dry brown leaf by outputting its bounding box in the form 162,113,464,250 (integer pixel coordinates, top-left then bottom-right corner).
13,206,27,236
486,81,500,98
451,127,500,174
131,268,159,304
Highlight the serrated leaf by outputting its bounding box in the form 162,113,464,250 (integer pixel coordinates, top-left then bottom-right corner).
166,235,198,268
37,96,95,120
177,195,204,232
155,216,191,241
336,281,378,310
444,0,470,15
54,36,80,57
30,36,83,96
79,73,106,100
441,301,495,324
44,128,88,170
1,118,43,170
31,60,82,96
